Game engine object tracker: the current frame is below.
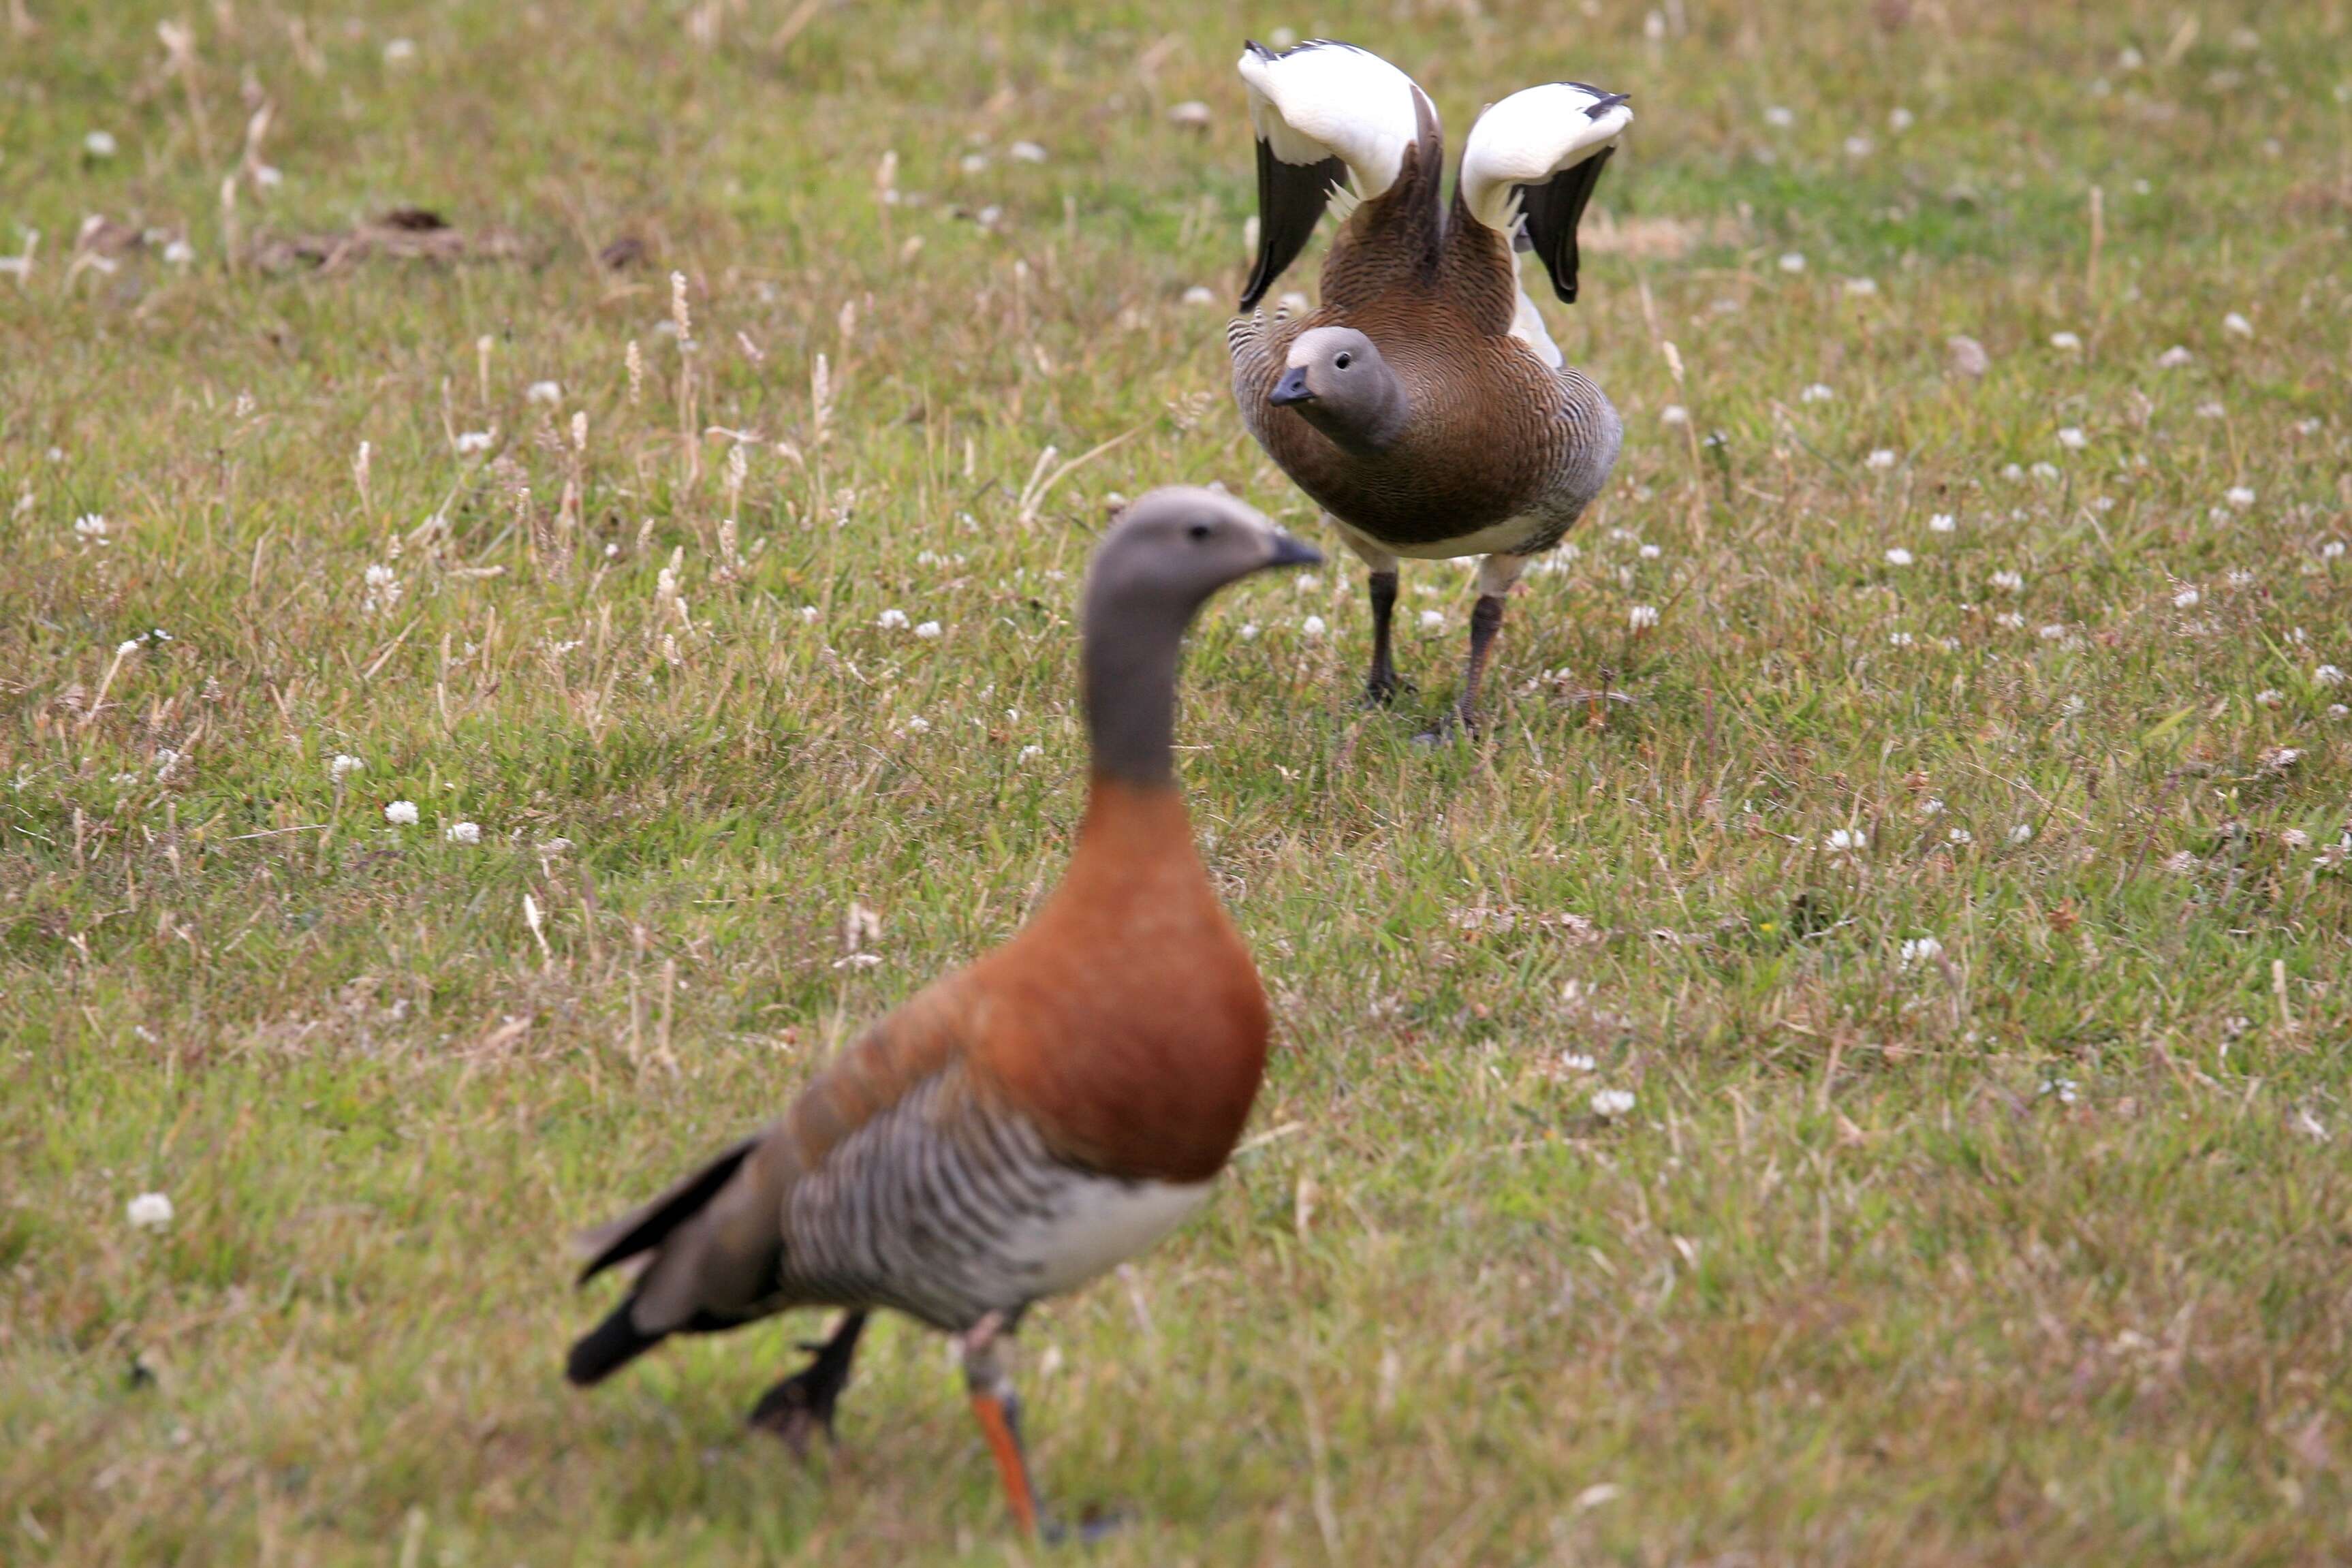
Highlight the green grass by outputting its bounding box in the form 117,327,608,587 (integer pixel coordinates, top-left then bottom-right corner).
5,0,2352,1561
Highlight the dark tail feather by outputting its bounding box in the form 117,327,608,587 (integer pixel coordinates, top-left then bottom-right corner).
575,1133,760,1285
567,1298,664,1386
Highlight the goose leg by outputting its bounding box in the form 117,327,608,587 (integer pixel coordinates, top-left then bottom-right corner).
747,1310,868,1456
1426,552,1529,739
1332,524,1411,706
960,1312,1044,1537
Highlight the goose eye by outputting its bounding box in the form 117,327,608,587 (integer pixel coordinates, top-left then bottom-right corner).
1187,522,1212,541
1334,352,1353,370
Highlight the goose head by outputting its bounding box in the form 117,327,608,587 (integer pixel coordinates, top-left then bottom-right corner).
1270,326,1411,455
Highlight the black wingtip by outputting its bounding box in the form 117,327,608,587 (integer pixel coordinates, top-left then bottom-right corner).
1583,90,1631,119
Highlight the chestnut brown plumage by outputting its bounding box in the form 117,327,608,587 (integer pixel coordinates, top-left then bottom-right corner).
565,487,1319,1537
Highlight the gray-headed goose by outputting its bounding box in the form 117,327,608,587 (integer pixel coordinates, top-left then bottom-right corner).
1227,40,1631,734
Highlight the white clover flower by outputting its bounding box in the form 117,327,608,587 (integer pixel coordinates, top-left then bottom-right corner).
385,800,420,826
2325,542,2347,561
1996,611,2027,630
1764,105,1795,127
2056,427,2087,450
1558,1052,1597,1073
877,608,909,630
1418,610,1445,631
1590,1088,1637,1118
1660,404,1689,426
1778,252,1807,273
1889,631,1915,647
1885,547,1913,567
454,430,493,455
1920,796,1945,816
2224,486,2255,509
2196,402,2227,421
2156,345,2193,368
84,129,119,158
1928,513,1956,533
254,165,283,189
2334,704,2351,720
1008,140,1048,163
903,716,930,734
2040,1078,2080,1106
163,238,195,266
330,754,364,781
2001,462,2026,482
1947,827,1974,845
383,37,417,63
2262,746,2300,771
2254,688,2284,708
445,821,482,845
1991,569,2024,593
2223,311,2253,339
800,605,820,623
1180,285,1217,307
1638,543,1662,560
1800,383,1834,403
2314,665,2345,687
2173,586,2201,608
1888,106,1915,131
1239,623,1259,640
1628,603,1659,630
1825,827,1866,852
74,514,108,540
2282,828,2312,850
914,621,943,640
1843,277,1878,297
1899,936,1943,968
2009,823,2035,845
1017,744,1043,763
2030,462,2060,481
127,1192,173,1229
1843,134,1874,158
2038,623,2067,640
525,380,563,405
2050,330,2083,351
1865,449,1896,470
1301,615,1327,638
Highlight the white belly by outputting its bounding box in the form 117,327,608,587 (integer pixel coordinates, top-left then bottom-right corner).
1385,514,1543,560
999,1176,1213,1300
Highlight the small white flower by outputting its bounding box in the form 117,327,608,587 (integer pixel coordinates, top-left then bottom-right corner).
1825,827,1866,852
1800,383,1834,403
1239,623,1259,640
163,238,195,266
127,1192,173,1229
2282,828,2312,850
1991,569,2024,593
2008,823,2035,845
2222,311,2253,339
1764,105,1795,127
1920,797,1945,816
2224,486,2255,509
2030,462,2060,482
2156,345,2193,368
2261,746,2300,771
960,151,990,174
1638,543,1661,560
1301,615,1328,638
2057,427,2088,450
903,716,930,734
1008,140,1048,163
2325,542,2347,561
2196,402,2227,421
383,37,417,63
2039,1078,2080,1106
1996,611,2027,630
1778,252,1807,274
2334,704,2351,720
1947,827,1974,845
914,621,942,639
1889,631,1914,647
1660,404,1689,426
1843,277,1878,297
1294,574,1322,593
84,129,119,158
877,608,909,630
1628,603,1659,631
1017,744,1044,763
525,380,562,405
2173,587,2201,608
1885,547,1914,567
1180,285,1216,307
2314,664,2345,688
1928,513,1956,533
1888,106,1915,131
330,754,364,781
1418,610,1445,631
253,164,283,189
385,800,420,826
1899,936,1943,968
454,430,493,455
2037,623,2066,640
74,514,108,540
2254,688,2284,708
2001,462,2026,482
2050,330,2083,351
800,606,820,623
1843,134,1874,158
1558,1052,1597,1073
1590,1088,1637,1118
445,821,482,845
1865,448,1896,470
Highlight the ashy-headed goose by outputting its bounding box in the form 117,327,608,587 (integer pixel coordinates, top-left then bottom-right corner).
1227,40,1631,734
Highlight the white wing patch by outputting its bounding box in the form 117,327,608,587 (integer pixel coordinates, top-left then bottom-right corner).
1238,41,1428,200
1509,268,1565,369
1460,82,1633,235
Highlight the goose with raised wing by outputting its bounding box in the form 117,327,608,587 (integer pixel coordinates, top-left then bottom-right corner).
565,488,1320,1537
1227,40,1631,734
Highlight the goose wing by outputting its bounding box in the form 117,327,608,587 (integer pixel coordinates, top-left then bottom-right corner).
1459,82,1632,305
1236,40,1435,310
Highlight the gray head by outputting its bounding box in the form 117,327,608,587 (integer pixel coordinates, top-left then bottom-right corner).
1082,487,1321,785
1268,326,1409,454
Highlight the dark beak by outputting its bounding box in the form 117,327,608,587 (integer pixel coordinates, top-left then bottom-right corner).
1265,531,1323,569
1269,366,1315,407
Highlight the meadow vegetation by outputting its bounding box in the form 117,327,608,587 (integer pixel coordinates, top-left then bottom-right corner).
4,0,2351,1561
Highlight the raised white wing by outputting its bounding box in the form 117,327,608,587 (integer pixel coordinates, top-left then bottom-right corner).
1236,40,1433,309
1460,82,1632,304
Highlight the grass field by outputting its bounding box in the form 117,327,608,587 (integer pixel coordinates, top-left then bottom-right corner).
6,0,2352,1561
